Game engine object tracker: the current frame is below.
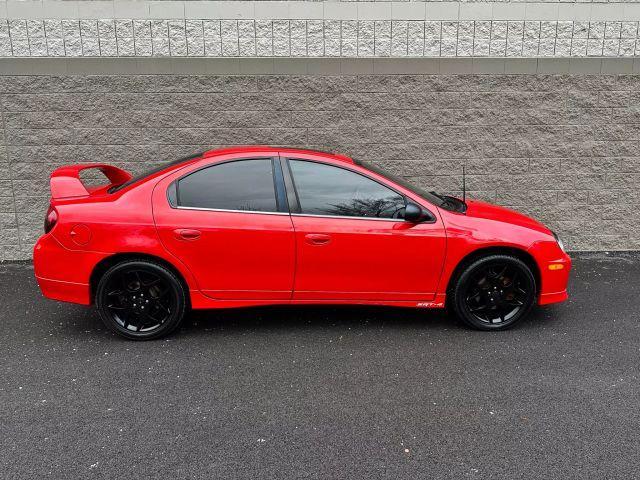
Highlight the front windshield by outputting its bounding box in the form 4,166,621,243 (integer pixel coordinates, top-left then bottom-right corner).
355,160,447,207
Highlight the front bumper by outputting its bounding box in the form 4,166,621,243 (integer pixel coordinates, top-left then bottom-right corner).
528,241,572,306
33,233,107,305
538,288,569,305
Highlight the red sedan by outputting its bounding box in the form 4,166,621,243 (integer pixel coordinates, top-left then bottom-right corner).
34,147,571,339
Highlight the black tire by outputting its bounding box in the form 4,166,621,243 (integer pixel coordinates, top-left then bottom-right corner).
450,254,536,331
95,259,187,340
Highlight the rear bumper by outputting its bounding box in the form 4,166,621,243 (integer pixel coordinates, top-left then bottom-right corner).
33,233,107,305
34,276,91,305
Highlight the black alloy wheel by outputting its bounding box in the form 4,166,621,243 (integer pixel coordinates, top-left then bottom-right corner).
451,254,536,330
96,260,187,340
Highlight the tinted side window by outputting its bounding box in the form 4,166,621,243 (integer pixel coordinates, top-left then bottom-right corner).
177,159,277,212
289,160,406,219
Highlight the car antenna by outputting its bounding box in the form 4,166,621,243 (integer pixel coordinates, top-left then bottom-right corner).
462,165,466,203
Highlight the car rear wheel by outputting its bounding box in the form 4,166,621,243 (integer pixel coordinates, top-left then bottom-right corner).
450,254,536,331
95,260,187,340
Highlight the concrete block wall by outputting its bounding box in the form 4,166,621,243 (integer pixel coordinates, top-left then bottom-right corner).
5,2,640,59
1,58,639,259
0,0,639,258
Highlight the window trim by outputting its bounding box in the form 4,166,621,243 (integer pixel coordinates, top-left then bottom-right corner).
173,205,290,216
282,157,435,223
291,212,406,222
167,180,178,207
169,156,287,216
280,157,300,214
272,157,289,213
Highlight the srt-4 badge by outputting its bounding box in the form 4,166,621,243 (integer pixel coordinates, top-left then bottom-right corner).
416,302,445,308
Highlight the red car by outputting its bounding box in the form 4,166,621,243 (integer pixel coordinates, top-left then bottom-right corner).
34,147,571,340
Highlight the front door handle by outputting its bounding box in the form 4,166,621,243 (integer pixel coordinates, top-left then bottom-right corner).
305,233,331,245
174,228,201,241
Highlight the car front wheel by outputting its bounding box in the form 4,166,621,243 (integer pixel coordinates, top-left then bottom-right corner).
95,259,187,340
450,254,536,331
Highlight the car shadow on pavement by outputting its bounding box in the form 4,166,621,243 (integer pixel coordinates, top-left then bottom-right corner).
185,305,451,332
174,303,553,338
54,300,558,341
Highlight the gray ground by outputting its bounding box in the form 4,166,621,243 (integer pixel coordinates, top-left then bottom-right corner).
1,253,639,480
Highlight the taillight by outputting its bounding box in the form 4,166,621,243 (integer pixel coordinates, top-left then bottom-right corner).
44,206,58,233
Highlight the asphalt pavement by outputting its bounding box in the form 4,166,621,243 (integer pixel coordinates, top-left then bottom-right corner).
1,253,639,480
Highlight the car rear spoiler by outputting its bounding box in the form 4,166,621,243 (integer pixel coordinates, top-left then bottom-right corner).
50,164,132,199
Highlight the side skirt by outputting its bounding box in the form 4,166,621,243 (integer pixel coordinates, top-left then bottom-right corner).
189,290,447,310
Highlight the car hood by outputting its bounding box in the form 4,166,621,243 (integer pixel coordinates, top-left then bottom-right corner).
463,199,551,234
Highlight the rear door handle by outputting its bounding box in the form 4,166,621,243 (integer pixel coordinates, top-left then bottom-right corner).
305,233,331,245
174,228,201,241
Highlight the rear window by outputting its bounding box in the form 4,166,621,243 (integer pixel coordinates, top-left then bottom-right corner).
109,152,203,193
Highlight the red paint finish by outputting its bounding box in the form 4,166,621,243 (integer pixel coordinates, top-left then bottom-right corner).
33,233,105,305
69,224,92,246
33,146,571,312
151,151,296,300
156,210,295,300
291,215,446,301
527,240,572,305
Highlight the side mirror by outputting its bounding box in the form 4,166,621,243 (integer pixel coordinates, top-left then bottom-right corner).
404,202,431,223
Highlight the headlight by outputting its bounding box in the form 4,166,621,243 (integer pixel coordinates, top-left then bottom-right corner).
552,231,565,252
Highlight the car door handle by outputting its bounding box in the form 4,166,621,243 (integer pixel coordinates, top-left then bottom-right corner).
174,228,201,241
305,233,331,245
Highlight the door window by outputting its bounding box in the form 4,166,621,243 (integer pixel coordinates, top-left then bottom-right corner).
177,159,278,212
288,160,406,219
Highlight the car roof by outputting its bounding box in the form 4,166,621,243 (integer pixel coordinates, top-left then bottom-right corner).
201,146,355,164
106,147,355,197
